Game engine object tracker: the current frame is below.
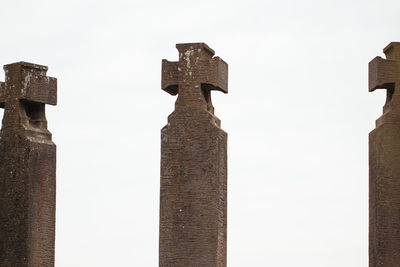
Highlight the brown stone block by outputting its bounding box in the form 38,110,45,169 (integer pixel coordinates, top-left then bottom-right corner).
369,56,399,92
161,60,179,95
1,62,57,105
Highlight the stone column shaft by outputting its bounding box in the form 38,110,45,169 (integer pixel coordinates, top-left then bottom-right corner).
369,42,400,267
160,43,228,267
0,62,57,266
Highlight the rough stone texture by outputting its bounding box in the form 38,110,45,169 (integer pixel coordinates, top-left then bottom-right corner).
0,62,57,266
369,42,400,267
160,43,228,267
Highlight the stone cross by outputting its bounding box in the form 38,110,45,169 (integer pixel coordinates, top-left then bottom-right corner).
369,42,400,116
369,42,400,267
162,43,228,114
160,43,228,267
0,62,57,266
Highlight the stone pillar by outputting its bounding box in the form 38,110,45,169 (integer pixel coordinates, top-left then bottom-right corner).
369,42,400,267
0,62,57,266
160,43,228,267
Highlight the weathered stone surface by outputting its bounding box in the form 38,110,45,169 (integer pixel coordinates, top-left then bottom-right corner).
0,62,57,266
369,42,400,267
160,43,228,267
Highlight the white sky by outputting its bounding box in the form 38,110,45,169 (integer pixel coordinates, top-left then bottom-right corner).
1,0,399,266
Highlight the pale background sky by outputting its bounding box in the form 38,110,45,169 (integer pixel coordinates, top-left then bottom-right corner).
0,0,399,266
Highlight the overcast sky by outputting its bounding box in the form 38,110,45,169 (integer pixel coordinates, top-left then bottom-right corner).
1,0,399,266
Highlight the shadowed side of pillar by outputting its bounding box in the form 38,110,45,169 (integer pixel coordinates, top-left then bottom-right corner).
160,43,228,267
0,62,57,266
369,42,400,267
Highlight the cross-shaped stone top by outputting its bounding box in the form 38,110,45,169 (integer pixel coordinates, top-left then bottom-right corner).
0,62,57,107
369,42,400,115
162,43,228,112
0,62,57,139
